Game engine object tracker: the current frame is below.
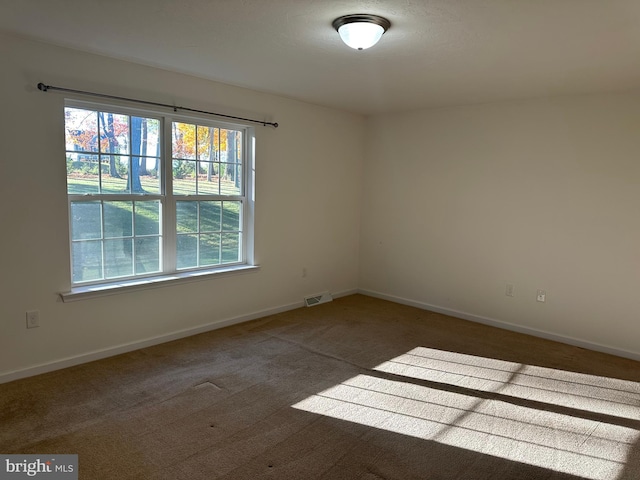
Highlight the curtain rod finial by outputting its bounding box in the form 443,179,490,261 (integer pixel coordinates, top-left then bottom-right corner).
37,83,49,92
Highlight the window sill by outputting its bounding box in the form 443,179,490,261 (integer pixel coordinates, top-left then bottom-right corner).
60,265,260,303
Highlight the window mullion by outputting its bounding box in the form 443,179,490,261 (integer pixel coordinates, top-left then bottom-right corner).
163,116,176,273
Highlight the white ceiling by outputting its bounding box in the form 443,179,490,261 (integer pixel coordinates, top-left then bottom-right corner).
2,0,640,114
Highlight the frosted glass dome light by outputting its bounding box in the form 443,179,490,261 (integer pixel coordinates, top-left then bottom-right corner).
332,14,391,50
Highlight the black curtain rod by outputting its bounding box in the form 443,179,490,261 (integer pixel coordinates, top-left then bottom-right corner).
37,83,279,128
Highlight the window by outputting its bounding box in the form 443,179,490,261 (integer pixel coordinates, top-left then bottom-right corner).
64,101,254,290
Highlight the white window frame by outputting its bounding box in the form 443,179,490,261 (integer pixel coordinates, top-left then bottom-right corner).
61,100,257,301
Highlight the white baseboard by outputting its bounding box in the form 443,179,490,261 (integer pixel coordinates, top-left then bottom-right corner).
332,288,359,299
15,286,629,384
1,302,299,384
1,288,359,384
359,289,640,362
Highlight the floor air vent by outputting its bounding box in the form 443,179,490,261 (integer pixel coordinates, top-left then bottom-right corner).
304,292,333,307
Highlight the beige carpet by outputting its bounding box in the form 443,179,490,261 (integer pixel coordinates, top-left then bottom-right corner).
1,294,639,479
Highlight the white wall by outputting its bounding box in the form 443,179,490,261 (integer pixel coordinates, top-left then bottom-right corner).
0,33,364,380
361,93,640,358
3,32,640,381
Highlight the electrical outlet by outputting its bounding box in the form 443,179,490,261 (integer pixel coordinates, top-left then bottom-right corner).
536,290,546,303
505,283,514,297
26,310,40,328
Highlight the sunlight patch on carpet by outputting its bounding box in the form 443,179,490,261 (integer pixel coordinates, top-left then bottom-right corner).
292,348,640,480
375,347,640,420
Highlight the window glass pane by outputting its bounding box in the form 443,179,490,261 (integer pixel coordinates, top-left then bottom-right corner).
65,107,98,153
200,201,221,232
135,237,160,274
176,234,197,269
104,201,133,238
222,202,241,232
233,130,242,162
173,160,197,195
197,162,219,195
130,157,145,194
104,238,133,279
197,125,215,160
221,164,242,196
72,240,103,283
66,153,99,194
140,118,160,157
71,202,102,240
172,122,196,159
98,112,129,154
220,129,240,159
199,234,220,266
176,202,198,233
221,233,240,264
130,117,151,156
101,156,129,193
134,201,160,236
136,156,161,194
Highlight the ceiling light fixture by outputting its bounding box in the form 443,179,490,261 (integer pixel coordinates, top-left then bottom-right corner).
332,14,391,50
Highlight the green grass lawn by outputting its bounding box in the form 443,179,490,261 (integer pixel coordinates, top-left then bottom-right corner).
67,173,240,196
69,174,241,283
